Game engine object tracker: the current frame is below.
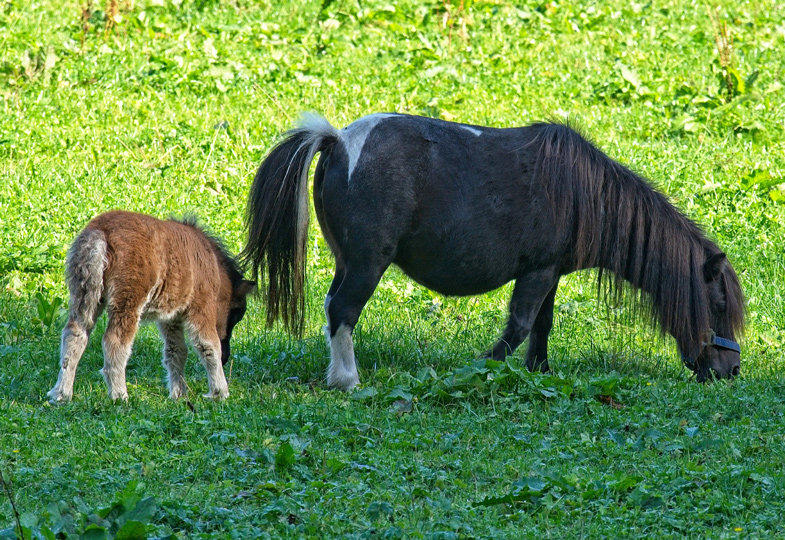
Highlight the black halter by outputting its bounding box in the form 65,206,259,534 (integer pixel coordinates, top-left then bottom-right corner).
682,331,741,368
710,334,741,353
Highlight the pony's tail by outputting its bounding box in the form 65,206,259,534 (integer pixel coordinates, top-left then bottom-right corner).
242,114,340,336
65,228,108,329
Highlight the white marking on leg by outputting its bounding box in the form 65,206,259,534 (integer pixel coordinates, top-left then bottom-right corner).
189,326,229,400
200,344,229,400
48,321,89,403
322,294,332,347
101,335,132,401
341,113,396,181
459,125,482,136
326,323,359,391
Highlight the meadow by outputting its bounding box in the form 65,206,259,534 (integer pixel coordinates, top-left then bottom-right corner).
1,0,784,536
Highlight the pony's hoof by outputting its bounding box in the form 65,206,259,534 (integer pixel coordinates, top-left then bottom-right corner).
47,388,72,403
168,382,188,400
169,388,187,400
108,391,129,402
526,359,550,373
203,389,229,400
326,371,359,392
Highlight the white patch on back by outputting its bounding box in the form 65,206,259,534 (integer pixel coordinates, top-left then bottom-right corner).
460,125,482,136
340,113,395,180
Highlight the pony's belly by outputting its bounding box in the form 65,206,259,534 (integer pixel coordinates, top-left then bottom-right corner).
140,290,185,322
140,305,182,322
394,256,513,297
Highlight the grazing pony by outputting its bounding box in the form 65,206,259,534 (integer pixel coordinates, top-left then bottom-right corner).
48,211,255,402
243,113,744,390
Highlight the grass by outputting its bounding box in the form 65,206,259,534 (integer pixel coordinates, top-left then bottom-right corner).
1,0,784,536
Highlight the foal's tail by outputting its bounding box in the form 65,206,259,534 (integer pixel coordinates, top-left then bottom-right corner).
65,228,107,329
242,114,340,336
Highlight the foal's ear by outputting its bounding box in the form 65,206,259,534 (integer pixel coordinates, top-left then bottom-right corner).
703,252,727,282
237,279,257,297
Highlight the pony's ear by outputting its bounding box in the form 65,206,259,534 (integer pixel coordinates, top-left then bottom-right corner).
703,252,727,282
237,279,257,297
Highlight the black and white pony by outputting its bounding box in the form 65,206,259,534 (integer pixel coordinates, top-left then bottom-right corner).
243,113,744,389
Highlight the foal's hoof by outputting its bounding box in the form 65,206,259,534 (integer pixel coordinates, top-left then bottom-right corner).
203,388,229,400
47,388,72,404
169,387,187,400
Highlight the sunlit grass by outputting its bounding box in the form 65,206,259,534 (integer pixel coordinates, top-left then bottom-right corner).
1,0,784,536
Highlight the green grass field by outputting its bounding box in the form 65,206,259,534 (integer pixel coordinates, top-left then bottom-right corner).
2,0,785,536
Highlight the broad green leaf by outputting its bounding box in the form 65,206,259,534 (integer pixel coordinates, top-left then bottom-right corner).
275,440,296,471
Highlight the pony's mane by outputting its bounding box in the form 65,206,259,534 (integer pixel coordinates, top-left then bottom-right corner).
529,121,744,358
175,214,244,288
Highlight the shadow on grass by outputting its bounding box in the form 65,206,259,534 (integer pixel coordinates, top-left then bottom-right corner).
3,288,768,406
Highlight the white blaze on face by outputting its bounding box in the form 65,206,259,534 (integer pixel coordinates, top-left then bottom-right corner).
341,113,396,181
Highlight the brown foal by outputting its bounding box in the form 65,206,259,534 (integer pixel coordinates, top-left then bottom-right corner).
48,211,254,402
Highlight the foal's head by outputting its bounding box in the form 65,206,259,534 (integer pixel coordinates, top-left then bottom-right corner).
219,278,256,366
689,252,745,382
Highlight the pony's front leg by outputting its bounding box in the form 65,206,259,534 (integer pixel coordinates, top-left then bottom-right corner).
524,279,559,372
158,319,188,399
485,268,559,367
326,266,385,391
189,325,229,400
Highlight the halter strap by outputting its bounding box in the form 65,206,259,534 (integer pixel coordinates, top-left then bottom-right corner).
681,332,741,368
710,334,741,353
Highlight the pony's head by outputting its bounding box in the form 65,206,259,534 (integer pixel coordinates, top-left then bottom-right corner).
687,252,745,382
220,279,256,365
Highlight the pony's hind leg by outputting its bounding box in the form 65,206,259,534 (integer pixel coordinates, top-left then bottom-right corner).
323,266,345,348
101,308,140,401
485,268,559,367
49,228,107,403
188,324,229,400
326,265,386,391
158,319,188,399
48,303,104,403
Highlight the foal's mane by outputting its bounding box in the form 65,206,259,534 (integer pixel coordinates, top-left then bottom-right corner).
176,215,244,287
529,122,744,358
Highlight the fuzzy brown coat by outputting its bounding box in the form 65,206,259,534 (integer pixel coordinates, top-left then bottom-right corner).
48,210,254,402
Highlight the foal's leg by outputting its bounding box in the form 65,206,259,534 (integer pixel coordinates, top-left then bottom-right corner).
48,302,105,403
101,308,141,401
188,324,229,399
524,279,559,372
158,319,188,399
323,266,345,348
326,265,386,390
485,268,559,365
